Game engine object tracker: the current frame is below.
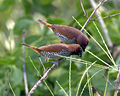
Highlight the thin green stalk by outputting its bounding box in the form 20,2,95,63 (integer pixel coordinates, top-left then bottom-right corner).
88,82,93,96
9,81,16,96
57,55,110,70
72,17,116,68
76,61,96,96
86,50,117,71
56,81,69,96
39,57,46,71
104,71,109,96
43,81,54,96
86,64,93,96
57,55,92,64
69,56,72,96
80,69,104,96
29,57,40,75
93,22,116,67
29,57,54,96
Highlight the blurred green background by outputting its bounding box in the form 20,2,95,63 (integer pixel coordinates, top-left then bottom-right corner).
0,0,120,96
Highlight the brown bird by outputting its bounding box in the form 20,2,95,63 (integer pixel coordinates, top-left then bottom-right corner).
23,43,82,65
23,43,82,58
38,19,89,51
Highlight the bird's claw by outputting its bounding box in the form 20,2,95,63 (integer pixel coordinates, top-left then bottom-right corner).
48,61,58,67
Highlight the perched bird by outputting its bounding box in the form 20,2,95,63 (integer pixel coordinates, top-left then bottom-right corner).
22,43,82,58
23,43,82,65
38,19,89,51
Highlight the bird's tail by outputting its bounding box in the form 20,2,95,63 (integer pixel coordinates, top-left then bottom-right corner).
37,19,52,28
22,43,40,53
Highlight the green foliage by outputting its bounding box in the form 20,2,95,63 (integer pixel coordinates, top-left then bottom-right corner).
32,0,55,16
47,18,66,24
11,66,23,86
0,0,15,11
0,0,120,96
13,16,33,35
22,0,32,14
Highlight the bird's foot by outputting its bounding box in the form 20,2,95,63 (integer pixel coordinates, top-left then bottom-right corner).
48,61,58,67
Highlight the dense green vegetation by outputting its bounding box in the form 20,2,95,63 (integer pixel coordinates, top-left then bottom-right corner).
0,0,120,96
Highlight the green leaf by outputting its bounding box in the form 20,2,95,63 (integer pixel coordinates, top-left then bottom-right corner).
0,56,16,65
47,18,66,24
38,0,55,5
116,54,120,65
0,0,15,11
11,67,23,86
22,0,32,14
32,0,54,16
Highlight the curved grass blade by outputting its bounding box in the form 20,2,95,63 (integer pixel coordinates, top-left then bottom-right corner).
69,56,72,96
57,55,110,70
86,65,93,96
9,81,16,96
93,22,116,67
103,71,109,96
29,57,55,96
86,50,117,71
80,69,104,96
72,17,116,68
56,81,69,96
76,61,97,96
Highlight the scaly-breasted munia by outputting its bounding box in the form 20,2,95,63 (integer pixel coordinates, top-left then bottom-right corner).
38,19,89,51
22,43,82,59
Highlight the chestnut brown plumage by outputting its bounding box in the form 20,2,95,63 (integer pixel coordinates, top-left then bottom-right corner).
38,19,89,51
22,43,82,58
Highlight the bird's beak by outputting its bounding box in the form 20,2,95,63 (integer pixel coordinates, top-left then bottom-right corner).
37,19,52,28
82,46,86,51
22,43,40,53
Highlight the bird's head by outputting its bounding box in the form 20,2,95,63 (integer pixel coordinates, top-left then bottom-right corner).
77,35,89,51
68,44,82,57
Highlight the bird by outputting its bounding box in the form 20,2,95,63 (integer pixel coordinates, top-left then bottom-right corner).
38,19,89,51
22,43,82,65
